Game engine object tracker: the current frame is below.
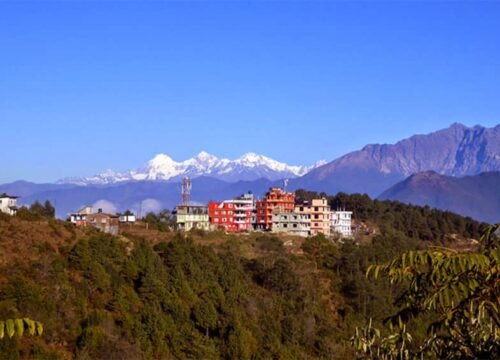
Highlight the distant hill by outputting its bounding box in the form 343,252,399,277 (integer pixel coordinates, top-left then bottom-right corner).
292,123,500,196
18,176,278,218
378,171,500,224
3,123,499,216
0,180,74,198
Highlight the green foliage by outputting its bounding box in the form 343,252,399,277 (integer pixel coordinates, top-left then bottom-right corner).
16,200,56,220
1,197,490,359
296,189,487,241
0,318,43,339
142,209,175,231
353,224,500,359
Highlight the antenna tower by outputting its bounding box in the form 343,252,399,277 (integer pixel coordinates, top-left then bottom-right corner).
181,176,192,205
283,178,289,192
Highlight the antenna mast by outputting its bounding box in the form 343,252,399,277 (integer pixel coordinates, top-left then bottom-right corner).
283,178,289,192
181,176,192,205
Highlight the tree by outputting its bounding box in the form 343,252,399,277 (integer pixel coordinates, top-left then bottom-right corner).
25,200,55,218
352,225,500,359
43,200,55,218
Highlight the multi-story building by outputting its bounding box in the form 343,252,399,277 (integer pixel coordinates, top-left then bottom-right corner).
208,192,254,232
331,210,353,238
174,204,210,232
0,193,18,216
272,212,311,237
255,188,295,231
295,198,331,236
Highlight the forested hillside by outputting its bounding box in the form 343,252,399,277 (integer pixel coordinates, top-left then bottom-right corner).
0,193,492,359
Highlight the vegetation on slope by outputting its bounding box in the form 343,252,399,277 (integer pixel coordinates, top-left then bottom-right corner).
0,192,493,359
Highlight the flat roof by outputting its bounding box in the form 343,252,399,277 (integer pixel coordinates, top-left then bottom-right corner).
0,194,18,199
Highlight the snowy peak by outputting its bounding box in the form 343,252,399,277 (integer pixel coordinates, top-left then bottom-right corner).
59,152,326,185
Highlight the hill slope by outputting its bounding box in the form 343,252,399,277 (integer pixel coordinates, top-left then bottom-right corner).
293,123,500,196
0,193,487,358
378,171,500,224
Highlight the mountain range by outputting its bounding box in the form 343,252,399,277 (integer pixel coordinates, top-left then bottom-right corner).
292,123,500,196
1,123,499,222
58,152,326,185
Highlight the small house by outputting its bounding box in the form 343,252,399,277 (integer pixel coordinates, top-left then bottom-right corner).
0,193,19,216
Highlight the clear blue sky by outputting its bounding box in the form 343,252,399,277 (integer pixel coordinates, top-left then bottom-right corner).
1,1,499,183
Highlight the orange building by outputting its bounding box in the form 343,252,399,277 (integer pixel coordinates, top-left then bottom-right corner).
255,187,295,231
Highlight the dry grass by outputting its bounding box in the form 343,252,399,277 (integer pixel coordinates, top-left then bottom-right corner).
0,215,91,268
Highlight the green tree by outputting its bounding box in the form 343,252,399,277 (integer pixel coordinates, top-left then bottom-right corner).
352,225,500,359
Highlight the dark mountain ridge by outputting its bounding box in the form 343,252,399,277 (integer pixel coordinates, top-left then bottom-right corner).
378,171,500,224
293,123,500,196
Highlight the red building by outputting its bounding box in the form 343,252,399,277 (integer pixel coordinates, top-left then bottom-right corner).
255,188,295,231
208,193,254,232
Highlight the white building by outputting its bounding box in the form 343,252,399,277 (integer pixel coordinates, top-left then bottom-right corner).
331,210,353,238
69,206,93,225
119,214,136,223
272,212,311,237
0,193,18,216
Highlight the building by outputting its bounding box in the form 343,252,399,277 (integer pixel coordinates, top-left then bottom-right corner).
272,212,310,237
69,206,93,226
174,204,210,232
208,192,254,232
255,188,295,231
118,212,136,223
331,210,353,238
295,198,331,236
85,209,120,235
0,193,18,216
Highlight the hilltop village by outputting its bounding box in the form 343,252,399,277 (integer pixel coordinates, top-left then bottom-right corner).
175,187,352,238
1,183,353,239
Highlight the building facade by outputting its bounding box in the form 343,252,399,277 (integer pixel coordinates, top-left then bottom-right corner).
69,206,93,226
331,210,353,238
209,193,254,232
295,198,331,236
272,212,311,237
0,193,18,216
255,188,295,230
119,214,136,223
85,210,120,235
174,204,210,232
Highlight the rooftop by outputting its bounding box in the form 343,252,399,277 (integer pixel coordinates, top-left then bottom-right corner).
0,193,18,199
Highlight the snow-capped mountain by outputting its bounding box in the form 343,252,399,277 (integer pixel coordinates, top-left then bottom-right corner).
58,152,326,185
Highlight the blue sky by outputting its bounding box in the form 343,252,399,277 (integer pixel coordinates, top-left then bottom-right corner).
1,1,499,183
